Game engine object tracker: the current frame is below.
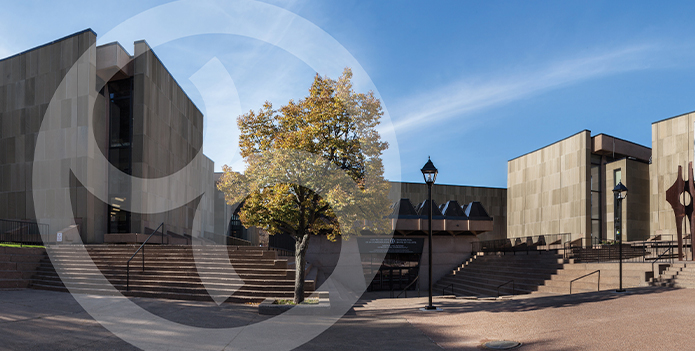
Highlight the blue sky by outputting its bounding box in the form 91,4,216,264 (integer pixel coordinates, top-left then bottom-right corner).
2,1,695,188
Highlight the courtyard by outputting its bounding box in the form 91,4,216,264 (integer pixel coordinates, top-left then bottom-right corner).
1,287,692,350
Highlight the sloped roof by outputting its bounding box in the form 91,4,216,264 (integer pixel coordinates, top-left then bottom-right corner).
416,199,444,218
441,200,468,218
464,201,492,220
388,198,420,218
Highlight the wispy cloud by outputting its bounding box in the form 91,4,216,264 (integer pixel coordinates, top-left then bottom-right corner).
388,44,658,134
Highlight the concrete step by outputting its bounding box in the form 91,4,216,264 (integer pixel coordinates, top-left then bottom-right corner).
31,245,312,303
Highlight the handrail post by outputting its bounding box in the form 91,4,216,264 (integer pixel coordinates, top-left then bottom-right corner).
569,270,600,294
496,280,514,298
126,222,164,293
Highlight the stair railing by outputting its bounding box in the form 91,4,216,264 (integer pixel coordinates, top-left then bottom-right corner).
392,275,420,298
496,280,514,298
442,283,455,296
126,222,164,291
569,270,600,295
651,244,674,279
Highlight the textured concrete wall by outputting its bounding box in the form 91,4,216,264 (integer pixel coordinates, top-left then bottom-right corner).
507,131,591,241
0,30,105,242
389,182,507,241
650,113,695,238
606,159,650,241
131,41,213,237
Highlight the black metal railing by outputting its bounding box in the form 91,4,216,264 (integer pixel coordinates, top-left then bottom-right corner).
202,231,253,246
392,275,420,298
0,219,49,246
473,233,571,255
651,246,675,279
496,280,515,298
269,233,296,254
442,283,455,296
126,222,163,291
144,226,167,244
570,270,600,295
268,247,294,257
377,267,419,293
228,236,252,246
564,237,677,263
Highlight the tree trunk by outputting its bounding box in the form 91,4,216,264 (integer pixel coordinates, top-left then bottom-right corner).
293,234,310,304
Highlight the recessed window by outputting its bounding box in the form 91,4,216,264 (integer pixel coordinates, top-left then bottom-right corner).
614,169,622,186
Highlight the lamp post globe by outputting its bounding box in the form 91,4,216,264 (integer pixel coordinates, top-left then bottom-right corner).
421,157,439,311
613,181,628,292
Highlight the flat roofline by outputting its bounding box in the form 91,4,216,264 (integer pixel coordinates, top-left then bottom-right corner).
508,130,591,162
391,181,506,191
652,110,695,125
97,41,132,57
592,133,650,150
0,28,97,63
133,40,204,118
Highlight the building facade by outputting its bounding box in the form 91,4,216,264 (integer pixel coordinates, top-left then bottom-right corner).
389,182,507,241
507,130,651,243
650,112,695,239
0,29,227,244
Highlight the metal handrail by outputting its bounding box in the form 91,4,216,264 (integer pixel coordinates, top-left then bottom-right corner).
442,283,455,296
496,280,514,298
651,244,674,279
0,219,49,246
126,222,164,291
395,275,420,298
569,270,600,295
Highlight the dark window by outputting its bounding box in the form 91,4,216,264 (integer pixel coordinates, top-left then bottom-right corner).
107,78,133,233
590,155,602,241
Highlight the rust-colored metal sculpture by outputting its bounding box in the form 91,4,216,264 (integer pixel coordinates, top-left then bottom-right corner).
666,163,695,260
689,164,695,259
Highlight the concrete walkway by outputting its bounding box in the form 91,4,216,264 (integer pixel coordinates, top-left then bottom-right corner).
1,287,695,350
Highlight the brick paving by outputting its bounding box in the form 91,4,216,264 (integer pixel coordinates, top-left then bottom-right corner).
358,287,695,350
1,287,694,350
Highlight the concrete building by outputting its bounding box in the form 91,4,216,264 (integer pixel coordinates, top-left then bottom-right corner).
507,130,651,243
650,111,695,239
0,29,233,244
389,181,506,241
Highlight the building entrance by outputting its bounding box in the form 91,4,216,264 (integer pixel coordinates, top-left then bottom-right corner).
365,253,421,291
358,237,424,292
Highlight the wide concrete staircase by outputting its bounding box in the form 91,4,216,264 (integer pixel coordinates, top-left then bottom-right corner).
433,252,564,297
30,245,314,303
535,262,653,294
651,262,695,288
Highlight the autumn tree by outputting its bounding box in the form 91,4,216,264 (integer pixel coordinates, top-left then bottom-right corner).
217,68,391,304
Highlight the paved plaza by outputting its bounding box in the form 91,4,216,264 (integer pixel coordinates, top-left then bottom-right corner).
1,287,694,350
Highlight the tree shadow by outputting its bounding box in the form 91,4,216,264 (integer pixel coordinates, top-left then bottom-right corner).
354,286,679,317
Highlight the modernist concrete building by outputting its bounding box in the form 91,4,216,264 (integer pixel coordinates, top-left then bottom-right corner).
650,111,695,239
389,182,506,241
507,131,651,243
0,29,238,244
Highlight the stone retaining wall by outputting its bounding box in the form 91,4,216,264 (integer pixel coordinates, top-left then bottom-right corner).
0,247,46,289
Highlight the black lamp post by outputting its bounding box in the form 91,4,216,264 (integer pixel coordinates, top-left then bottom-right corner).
421,157,438,310
613,181,628,293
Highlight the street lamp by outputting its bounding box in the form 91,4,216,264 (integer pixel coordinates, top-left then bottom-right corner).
613,181,628,293
421,157,439,311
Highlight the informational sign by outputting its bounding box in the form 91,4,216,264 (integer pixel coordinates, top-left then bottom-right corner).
57,232,63,242
357,237,424,254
